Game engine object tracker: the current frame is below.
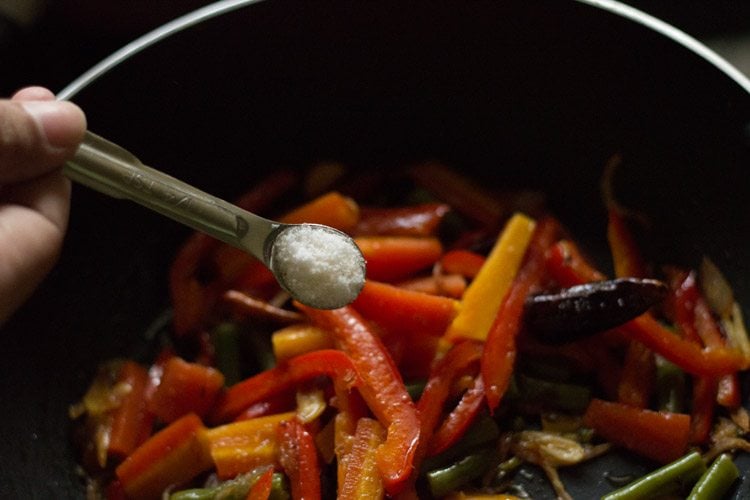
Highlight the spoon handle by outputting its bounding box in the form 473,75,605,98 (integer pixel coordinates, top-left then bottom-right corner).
64,131,273,259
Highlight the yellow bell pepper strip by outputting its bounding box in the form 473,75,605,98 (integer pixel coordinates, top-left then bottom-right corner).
206,412,296,479
115,413,213,500
583,398,691,464
298,305,420,496
338,417,387,499
355,236,444,282
482,217,559,411
211,349,360,423
271,324,335,362
277,418,321,500
147,357,225,423
445,213,536,342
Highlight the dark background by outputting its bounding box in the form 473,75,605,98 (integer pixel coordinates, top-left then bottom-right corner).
1,1,750,97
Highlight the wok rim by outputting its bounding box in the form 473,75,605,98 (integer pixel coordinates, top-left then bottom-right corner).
56,0,750,102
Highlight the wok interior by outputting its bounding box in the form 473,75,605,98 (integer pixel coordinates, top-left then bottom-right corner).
2,1,749,497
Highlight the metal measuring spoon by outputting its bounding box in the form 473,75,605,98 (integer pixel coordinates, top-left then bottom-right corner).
64,131,366,309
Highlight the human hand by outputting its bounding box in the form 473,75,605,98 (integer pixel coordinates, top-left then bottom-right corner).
0,86,86,323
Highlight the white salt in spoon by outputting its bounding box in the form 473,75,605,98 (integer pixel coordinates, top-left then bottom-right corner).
64,131,366,309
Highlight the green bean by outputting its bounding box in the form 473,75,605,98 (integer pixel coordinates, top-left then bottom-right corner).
170,489,214,500
169,466,271,500
212,322,242,386
420,414,500,472
686,454,739,500
517,374,591,413
426,447,495,497
269,472,291,500
601,451,706,500
655,356,686,413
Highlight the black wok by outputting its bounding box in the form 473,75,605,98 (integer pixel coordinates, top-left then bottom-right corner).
1,0,749,498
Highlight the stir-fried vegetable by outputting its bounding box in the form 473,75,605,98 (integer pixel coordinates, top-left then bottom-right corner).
70,161,750,499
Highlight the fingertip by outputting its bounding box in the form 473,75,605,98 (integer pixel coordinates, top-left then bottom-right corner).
20,100,87,150
12,86,57,101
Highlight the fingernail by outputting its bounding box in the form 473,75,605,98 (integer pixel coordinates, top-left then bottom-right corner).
21,100,86,149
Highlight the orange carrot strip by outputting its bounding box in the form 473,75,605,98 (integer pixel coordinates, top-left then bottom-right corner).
280,191,360,232
439,249,486,279
583,399,690,464
115,413,212,500
147,357,224,423
397,273,467,299
352,280,459,338
355,236,444,282
108,361,154,460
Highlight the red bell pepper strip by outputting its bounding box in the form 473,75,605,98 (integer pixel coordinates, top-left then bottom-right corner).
583,398,690,464
233,392,297,422
298,305,420,495
246,468,274,500
430,375,486,456
147,357,224,423
672,270,741,408
622,315,746,376
408,162,508,229
353,203,451,237
689,376,717,444
108,361,154,460
352,280,459,338
482,217,559,411
607,208,647,279
417,341,484,453
607,208,655,409
355,236,444,282
115,413,213,500
617,341,655,408
546,241,748,377
545,239,606,288
212,349,360,423
277,418,321,500
439,249,486,279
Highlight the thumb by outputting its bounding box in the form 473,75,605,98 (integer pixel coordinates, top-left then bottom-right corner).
0,97,86,183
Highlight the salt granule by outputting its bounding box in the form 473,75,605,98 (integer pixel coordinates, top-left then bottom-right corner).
271,225,365,309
